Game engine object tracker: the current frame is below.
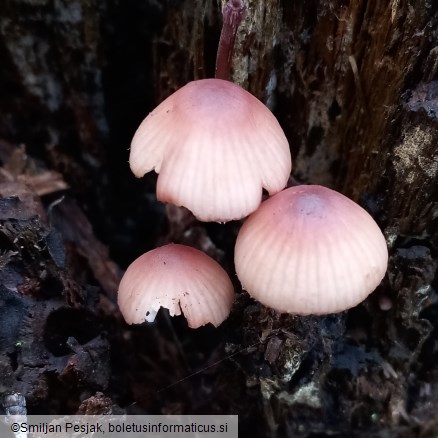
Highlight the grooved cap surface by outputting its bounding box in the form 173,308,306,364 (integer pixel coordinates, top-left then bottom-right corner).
235,185,388,315
118,244,235,328
130,79,291,222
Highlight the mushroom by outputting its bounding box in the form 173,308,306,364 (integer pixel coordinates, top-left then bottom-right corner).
234,185,388,315
118,244,235,328
129,1,291,222
129,78,291,222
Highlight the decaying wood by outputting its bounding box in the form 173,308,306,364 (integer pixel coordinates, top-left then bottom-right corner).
150,1,438,436
0,0,437,436
155,0,438,235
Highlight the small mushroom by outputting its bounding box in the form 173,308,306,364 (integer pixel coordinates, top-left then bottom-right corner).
129,78,291,222
118,244,235,328
234,185,388,315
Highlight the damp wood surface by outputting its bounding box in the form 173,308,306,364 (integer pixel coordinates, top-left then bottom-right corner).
0,1,437,437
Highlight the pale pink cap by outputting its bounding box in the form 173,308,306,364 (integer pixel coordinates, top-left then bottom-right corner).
130,79,291,222
118,244,235,328
235,185,388,315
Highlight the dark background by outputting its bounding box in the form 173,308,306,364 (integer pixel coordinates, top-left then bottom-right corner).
0,1,437,436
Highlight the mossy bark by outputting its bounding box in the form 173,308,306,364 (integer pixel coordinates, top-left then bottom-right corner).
152,1,438,436
0,0,437,436
155,0,438,237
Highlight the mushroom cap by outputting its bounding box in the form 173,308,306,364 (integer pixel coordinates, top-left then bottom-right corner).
118,244,235,328
234,185,388,315
130,79,291,222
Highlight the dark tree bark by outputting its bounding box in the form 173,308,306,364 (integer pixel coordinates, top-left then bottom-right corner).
155,1,438,233
0,1,437,437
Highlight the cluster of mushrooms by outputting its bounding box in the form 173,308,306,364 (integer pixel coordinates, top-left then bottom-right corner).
117,1,388,329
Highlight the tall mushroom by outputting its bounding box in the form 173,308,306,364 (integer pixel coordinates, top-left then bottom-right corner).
129,0,291,222
130,79,291,222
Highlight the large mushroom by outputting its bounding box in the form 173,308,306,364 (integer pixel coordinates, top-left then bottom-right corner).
234,185,388,315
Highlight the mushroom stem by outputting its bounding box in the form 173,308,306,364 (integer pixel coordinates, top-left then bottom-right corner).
215,0,246,81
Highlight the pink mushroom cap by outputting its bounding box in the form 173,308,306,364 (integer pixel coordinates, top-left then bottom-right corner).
129,79,292,222
234,185,388,315
118,244,235,328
